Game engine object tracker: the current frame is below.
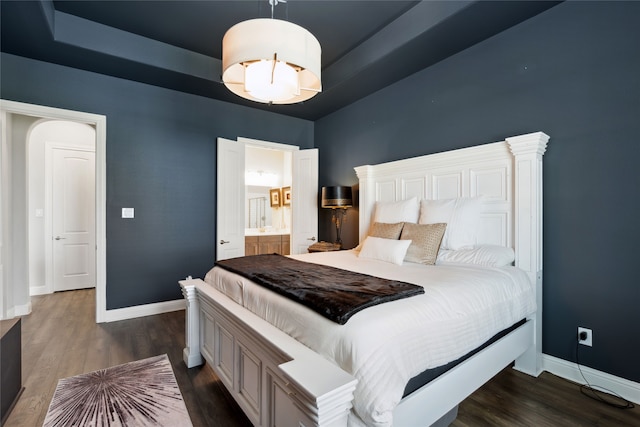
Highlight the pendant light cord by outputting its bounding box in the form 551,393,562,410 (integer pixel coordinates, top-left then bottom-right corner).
269,0,288,19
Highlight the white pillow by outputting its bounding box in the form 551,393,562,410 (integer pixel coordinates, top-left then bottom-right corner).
358,236,412,265
418,198,456,223
436,245,515,267
419,197,481,250
374,197,419,224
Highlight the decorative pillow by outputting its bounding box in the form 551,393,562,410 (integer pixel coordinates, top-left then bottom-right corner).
368,222,404,240
373,197,419,224
353,222,404,252
436,245,515,267
358,236,412,265
419,197,482,250
400,222,447,265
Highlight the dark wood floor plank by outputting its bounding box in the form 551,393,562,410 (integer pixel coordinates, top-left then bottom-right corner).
81,326,111,373
452,367,639,427
5,289,638,427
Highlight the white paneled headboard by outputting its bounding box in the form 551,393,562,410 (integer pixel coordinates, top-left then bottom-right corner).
354,131,549,279
354,131,549,375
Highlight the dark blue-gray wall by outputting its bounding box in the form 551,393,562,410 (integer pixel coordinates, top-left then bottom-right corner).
315,1,640,383
1,54,313,310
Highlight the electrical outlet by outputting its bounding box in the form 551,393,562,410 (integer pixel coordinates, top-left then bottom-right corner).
578,327,592,347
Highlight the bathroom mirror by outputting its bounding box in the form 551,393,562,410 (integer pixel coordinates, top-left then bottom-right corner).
246,185,272,228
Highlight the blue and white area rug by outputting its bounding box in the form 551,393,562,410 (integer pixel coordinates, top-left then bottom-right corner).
43,354,192,427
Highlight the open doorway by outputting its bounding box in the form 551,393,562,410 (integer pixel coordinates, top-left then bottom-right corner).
0,100,106,322
216,136,318,261
28,120,96,295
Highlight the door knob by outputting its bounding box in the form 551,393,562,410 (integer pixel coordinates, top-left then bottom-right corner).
54,236,66,240
307,237,316,241
220,240,230,245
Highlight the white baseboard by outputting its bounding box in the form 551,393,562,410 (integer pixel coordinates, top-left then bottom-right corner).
101,299,186,323
543,354,640,404
29,284,49,296
14,300,32,316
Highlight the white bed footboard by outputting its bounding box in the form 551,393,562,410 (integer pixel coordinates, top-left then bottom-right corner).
180,278,358,427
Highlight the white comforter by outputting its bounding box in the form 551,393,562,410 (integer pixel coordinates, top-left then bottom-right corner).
204,250,535,427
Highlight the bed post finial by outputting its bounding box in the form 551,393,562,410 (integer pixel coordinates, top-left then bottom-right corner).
179,279,204,368
506,131,549,377
506,131,548,275
354,165,376,244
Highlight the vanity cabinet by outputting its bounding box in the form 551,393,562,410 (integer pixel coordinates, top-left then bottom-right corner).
245,235,290,256
281,238,290,256
258,235,282,255
245,236,259,256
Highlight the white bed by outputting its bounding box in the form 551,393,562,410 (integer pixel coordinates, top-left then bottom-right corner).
180,131,549,427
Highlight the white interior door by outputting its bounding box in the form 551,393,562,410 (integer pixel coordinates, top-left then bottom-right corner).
52,148,96,291
291,149,318,254
217,137,245,260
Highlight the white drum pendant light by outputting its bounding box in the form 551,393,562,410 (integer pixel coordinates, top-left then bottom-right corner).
222,2,321,104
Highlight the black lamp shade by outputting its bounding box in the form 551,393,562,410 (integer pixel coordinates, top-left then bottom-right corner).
321,186,353,208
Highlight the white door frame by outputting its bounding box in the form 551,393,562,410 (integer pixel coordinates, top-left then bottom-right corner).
237,137,300,153
0,109,9,319
0,100,107,323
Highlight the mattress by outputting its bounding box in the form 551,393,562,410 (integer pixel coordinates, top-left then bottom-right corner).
204,250,536,427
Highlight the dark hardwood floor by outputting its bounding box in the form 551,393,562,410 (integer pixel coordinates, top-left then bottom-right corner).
5,289,638,426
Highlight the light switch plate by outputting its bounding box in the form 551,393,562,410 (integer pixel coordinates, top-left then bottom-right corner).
122,208,135,218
